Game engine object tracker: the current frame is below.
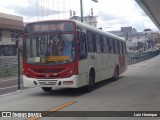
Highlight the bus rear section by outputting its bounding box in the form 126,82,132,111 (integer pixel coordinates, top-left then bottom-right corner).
76,26,127,92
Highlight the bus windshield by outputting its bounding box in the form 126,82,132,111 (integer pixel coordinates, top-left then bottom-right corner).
23,33,76,65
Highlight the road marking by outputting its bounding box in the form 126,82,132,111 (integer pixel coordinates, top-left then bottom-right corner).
28,101,76,120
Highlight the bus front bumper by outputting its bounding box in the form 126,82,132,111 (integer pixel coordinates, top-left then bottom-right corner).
23,75,78,88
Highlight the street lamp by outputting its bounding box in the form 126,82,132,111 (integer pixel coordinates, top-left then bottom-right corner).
80,0,98,22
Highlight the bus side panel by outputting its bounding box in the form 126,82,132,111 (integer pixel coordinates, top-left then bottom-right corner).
97,54,111,82
77,58,90,87
78,53,119,87
109,54,117,78
95,53,114,82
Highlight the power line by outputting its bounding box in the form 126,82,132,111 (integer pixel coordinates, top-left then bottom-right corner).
36,0,69,20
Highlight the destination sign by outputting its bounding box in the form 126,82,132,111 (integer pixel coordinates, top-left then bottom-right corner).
25,21,74,33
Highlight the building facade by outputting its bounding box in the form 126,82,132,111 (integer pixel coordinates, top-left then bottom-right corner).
0,12,23,56
109,27,159,52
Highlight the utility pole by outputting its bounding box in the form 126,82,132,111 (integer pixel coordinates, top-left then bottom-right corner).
80,0,83,22
80,0,98,22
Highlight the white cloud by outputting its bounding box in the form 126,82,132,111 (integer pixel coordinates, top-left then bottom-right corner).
95,0,158,31
0,0,158,32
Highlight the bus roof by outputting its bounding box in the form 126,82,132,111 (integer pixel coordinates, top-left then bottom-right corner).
25,19,125,42
71,19,125,42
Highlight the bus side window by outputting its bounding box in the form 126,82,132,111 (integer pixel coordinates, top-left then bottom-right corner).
117,40,120,54
87,30,93,52
115,39,119,54
114,40,117,54
100,35,104,53
96,33,101,53
112,39,116,54
93,33,97,52
122,42,126,54
124,42,127,54
78,31,87,60
122,42,124,54
120,41,123,54
103,36,108,53
107,38,111,53
0,30,2,42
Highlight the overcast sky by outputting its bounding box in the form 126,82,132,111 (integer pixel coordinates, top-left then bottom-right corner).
0,0,158,32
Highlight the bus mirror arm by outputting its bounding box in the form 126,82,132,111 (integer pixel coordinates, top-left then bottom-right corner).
15,32,23,48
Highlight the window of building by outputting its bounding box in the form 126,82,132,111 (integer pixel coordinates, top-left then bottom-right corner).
11,31,16,42
0,45,16,56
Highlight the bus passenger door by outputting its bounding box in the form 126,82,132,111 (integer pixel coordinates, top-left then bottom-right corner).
77,30,88,87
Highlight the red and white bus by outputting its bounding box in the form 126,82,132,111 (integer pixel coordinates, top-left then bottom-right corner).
23,20,127,92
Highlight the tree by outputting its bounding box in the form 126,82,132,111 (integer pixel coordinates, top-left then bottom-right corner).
144,29,152,32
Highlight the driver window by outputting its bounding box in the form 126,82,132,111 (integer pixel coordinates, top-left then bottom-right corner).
78,31,87,60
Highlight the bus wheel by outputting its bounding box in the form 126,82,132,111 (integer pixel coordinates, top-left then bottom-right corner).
112,67,119,81
85,71,95,92
42,87,52,92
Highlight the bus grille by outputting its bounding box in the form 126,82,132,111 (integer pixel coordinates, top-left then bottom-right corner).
38,80,57,85
32,68,64,73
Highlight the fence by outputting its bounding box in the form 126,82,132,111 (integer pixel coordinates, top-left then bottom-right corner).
0,56,24,95
0,49,160,95
127,50,160,65
0,56,18,79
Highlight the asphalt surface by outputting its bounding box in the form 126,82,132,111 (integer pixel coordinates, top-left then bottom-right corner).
0,55,160,120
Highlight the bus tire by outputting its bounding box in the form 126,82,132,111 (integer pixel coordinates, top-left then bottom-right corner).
85,71,95,92
42,87,52,92
112,66,119,81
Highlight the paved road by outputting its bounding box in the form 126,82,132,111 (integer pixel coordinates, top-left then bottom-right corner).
0,55,160,120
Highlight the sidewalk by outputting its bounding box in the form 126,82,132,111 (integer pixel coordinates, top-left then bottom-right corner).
0,76,22,82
